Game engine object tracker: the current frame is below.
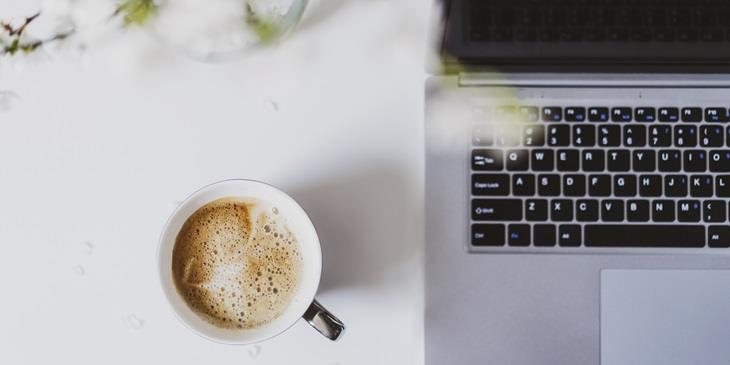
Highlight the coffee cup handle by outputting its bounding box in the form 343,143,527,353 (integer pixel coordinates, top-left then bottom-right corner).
302,299,345,341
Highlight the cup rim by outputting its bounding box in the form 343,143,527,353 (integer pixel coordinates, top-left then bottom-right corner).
156,178,322,345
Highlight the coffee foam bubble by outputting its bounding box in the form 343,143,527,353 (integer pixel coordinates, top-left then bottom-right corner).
172,197,302,329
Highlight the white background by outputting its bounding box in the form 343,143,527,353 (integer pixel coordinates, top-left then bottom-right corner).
0,0,428,363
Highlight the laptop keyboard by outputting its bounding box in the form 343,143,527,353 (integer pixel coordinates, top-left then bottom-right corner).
470,105,730,250
468,0,730,43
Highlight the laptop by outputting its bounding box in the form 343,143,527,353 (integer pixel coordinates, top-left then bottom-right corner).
426,1,730,364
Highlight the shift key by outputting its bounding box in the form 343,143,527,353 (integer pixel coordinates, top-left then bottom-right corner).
472,199,523,221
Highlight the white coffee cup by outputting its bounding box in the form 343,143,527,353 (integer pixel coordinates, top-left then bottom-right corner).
157,179,344,344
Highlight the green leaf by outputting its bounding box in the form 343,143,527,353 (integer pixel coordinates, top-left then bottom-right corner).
244,3,281,43
117,0,158,26
5,38,19,55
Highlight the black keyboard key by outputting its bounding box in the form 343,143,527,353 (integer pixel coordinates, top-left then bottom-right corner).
586,29,606,42
639,175,662,197
705,107,727,123
649,125,672,147
533,224,556,246
677,26,697,40
551,199,574,221
472,149,503,171
538,174,561,196
607,149,630,172
614,175,637,197
708,226,730,247
632,150,656,172
572,125,595,146
495,105,517,122
701,126,724,147
611,107,632,122
588,107,609,122
690,175,713,197
674,125,697,147
512,174,535,196
523,124,545,146
677,200,701,222
623,125,646,147
717,175,730,197
556,149,580,171
532,149,554,171
601,199,624,221
658,150,682,172
472,224,505,246
539,29,559,42
563,175,586,197
681,107,703,122
701,29,724,42
665,175,688,197
703,201,726,223
472,199,522,221
473,126,493,146
493,29,513,42
542,107,562,122
495,125,520,147
634,107,656,122
518,106,539,122
576,199,599,222
472,174,510,196
608,29,629,41
526,199,548,221
684,150,707,172
709,150,730,172
565,107,586,122
547,125,570,146
652,200,676,222
585,225,704,248
658,107,679,122
506,149,530,171
582,150,605,171
589,174,612,196
627,200,650,222
559,225,581,247
508,224,531,246
598,125,621,146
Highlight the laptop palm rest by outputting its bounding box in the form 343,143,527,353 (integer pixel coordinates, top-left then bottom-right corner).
601,269,730,365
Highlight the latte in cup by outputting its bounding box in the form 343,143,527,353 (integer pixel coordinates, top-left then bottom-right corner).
172,197,302,330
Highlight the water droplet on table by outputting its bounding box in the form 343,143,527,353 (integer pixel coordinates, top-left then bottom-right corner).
0,91,20,112
247,345,262,358
125,314,145,330
265,100,279,112
82,241,94,255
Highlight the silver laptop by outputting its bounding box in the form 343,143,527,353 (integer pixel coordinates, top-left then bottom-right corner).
426,1,730,364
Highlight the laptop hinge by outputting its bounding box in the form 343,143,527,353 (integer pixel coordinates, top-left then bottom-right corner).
459,73,730,88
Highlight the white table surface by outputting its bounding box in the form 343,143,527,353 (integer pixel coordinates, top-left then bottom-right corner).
0,1,428,363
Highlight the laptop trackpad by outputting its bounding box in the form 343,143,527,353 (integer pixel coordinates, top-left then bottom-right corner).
601,269,730,365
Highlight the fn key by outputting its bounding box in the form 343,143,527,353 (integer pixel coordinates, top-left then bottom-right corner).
472,224,505,246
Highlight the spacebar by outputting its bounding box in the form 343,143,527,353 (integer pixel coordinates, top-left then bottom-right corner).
585,225,705,248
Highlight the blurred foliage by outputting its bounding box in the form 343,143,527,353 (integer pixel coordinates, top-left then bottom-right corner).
1,12,72,56
244,3,281,43
116,0,158,26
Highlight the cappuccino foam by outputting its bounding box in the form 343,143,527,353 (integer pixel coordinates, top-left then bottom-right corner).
172,197,302,329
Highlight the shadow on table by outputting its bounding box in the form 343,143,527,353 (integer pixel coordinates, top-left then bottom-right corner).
287,164,420,294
